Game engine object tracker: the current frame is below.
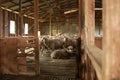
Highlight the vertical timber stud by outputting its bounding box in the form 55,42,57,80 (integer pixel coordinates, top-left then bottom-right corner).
0,1,2,74
49,13,52,36
84,0,95,45
19,0,23,36
34,0,40,75
0,2,2,37
103,0,120,80
78,0,82,37
4,11,9,37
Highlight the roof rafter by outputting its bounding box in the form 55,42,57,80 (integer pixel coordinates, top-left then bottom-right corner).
1,0,12,4
8,0,33,9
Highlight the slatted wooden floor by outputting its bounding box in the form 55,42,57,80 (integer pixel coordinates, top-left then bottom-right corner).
0,56,77,80
39,56,77,80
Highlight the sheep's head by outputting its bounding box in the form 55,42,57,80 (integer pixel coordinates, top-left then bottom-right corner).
66,46,73,54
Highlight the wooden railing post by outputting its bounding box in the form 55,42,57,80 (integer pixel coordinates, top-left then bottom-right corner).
103,0,120,80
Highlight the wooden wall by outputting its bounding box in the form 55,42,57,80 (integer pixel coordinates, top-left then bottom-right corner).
0,39,1,74
95,37,102,49
0,8,41,75
103,0,120,79
0,38,18,74
0,37,40,75
42,18,78,35
0,9,39,37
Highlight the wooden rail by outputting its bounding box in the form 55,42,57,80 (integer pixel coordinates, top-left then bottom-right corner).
85,45,102,80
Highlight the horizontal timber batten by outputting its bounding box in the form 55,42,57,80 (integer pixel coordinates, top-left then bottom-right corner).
85,45,102,80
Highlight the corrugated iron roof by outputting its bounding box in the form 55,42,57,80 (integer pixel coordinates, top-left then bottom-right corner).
0,0,101,22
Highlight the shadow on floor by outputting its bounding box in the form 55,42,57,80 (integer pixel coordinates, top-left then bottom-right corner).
0,75,40,80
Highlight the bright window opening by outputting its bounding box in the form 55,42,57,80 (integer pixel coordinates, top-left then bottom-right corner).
10,20,15,34
24,23,28,34
38,31,41,37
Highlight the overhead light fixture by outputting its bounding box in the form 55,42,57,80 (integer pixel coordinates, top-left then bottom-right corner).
64,9,78,14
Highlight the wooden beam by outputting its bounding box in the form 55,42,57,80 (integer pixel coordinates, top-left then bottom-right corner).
11,1,18,5
4,11,9,37
34,0,40,75
78,0,82,36
22,6,34,15
103,0,120,80
0,2,2,37
39,8,48,13
40,12,49,19
1,7,34,20
86,45,102,80
44,0,51,7
9,0,33,9
19,0,24,36
27,8,47,16
3,10,5,37
60,0,77,8
34,0,39,36
55,0,62,13
1,0,12,4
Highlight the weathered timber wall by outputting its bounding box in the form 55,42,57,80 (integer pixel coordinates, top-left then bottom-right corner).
0,39,2,74
42,18,78,35
103,0,120,80
0,38,18,74
0,9,40,37
95,37,102,49
0,37,38,75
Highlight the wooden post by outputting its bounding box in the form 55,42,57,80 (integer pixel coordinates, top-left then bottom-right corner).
103,0,120,80
34,0,40,75
84,0,95,45
0,2,2,38
34,0,39,37
19,0,23,36
56,17,59,34
0,2,1,74
49,13,52,36
3,10,5,37
4,11,9,37
78,0,82,37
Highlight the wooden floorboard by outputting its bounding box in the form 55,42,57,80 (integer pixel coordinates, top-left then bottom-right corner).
40,56,77,80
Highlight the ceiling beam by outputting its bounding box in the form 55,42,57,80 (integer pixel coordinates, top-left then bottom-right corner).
8,0,33,9
55,0,61,11
1,0,12,4
22,6,34,15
